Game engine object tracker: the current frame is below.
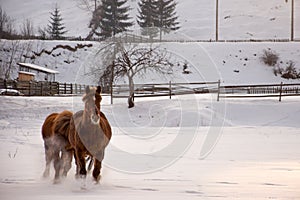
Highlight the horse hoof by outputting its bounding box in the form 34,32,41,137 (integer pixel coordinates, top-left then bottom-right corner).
53,178,61,184
94,175,101,183
79,174,87,179
43,171,50,178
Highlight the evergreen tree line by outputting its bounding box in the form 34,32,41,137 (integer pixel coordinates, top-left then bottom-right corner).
1,0,179,41
88,0,180,40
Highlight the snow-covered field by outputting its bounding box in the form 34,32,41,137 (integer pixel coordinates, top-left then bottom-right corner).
0,94,299,199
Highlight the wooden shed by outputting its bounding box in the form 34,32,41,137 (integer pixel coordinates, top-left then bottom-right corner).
18,71,35,81
17,63,59,82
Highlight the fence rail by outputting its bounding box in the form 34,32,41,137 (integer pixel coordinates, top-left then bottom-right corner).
0,79,91,96
217,82,300,101
112,81,219,99
112,81,300,102
1,78,300,102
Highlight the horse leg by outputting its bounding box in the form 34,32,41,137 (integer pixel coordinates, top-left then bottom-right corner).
75,149,87,178
61,149,73,177
43,141,52,178
92,159,102,183
93,150,104,182
53,150,62,182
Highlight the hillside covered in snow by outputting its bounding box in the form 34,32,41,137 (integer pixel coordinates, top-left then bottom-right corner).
1,39,300,85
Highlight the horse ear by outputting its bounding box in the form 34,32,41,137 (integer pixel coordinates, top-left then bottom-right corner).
85,86,90,93
96,86,102,94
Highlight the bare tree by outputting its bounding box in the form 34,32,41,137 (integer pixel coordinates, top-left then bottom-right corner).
19,41,33,63
20,19,34,38
3,40,20,79
0,6,15,38
76,0,100,13
0,6,8,33
38,26,47,39
96,43,174,107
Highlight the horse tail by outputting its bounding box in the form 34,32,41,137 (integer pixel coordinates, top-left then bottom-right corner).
42,113,59,140
53,110,73,139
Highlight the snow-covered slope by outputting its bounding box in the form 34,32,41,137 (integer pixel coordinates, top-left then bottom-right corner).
1,39,299,85
1,0,300,40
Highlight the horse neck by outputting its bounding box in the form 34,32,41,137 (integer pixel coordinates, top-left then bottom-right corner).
82,109,91,125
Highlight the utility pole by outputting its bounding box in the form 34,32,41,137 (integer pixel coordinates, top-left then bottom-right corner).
286,0,294,41
216,0,219,41
291,0,294,41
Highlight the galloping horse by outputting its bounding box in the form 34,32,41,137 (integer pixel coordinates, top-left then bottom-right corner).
41,110,73,182
68,86,111,182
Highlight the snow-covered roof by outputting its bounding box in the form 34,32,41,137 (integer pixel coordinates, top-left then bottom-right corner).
17,63,59,74
18,71,36,76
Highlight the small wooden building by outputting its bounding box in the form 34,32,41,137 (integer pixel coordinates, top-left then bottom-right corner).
18,71,35,81
17,63,59,82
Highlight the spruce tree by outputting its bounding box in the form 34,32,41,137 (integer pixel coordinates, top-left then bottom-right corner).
137,0,159,39
47,5,67,39
99,0,133,39
156,0,180,40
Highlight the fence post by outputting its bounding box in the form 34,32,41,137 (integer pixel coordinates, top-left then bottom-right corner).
169,81,172,99
71,84,73,95
279,82,283,102
64,83,67,94
4,79,7,89
57,82,60,95
217,79,221,101
29,81,32,96
41,82,43,96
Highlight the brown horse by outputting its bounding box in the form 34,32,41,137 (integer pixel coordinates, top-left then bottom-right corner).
41,110,73,182
68,86,112,182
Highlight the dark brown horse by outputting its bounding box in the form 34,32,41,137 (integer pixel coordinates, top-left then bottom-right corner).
68,86,111,182
41,110,73,182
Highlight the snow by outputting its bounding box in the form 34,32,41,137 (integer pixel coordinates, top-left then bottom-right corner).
18,63,60,74
1,0,300,39
0,0,300,199
1,40,300,85
0,94,299,199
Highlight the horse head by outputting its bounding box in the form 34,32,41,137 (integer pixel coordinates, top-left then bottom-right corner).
82,86,100,125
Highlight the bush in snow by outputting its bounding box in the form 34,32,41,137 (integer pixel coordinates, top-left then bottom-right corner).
273,60,300,79
281,61,299,79
260,49,279,66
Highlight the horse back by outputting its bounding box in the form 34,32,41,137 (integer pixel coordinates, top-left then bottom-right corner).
53,110,73,139
42,113,58,139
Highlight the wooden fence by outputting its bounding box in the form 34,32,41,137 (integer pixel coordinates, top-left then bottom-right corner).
1,78,300,102
112,81,219,99
217,82,300,101
0,79,91,96
112,81,300,102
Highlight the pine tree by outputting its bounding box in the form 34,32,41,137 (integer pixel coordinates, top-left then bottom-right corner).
156,0,180,40
99,0,133,39
47,5,67,39
137,0,159,39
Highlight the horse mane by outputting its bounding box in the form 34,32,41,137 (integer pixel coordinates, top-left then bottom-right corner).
95,86,102,110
